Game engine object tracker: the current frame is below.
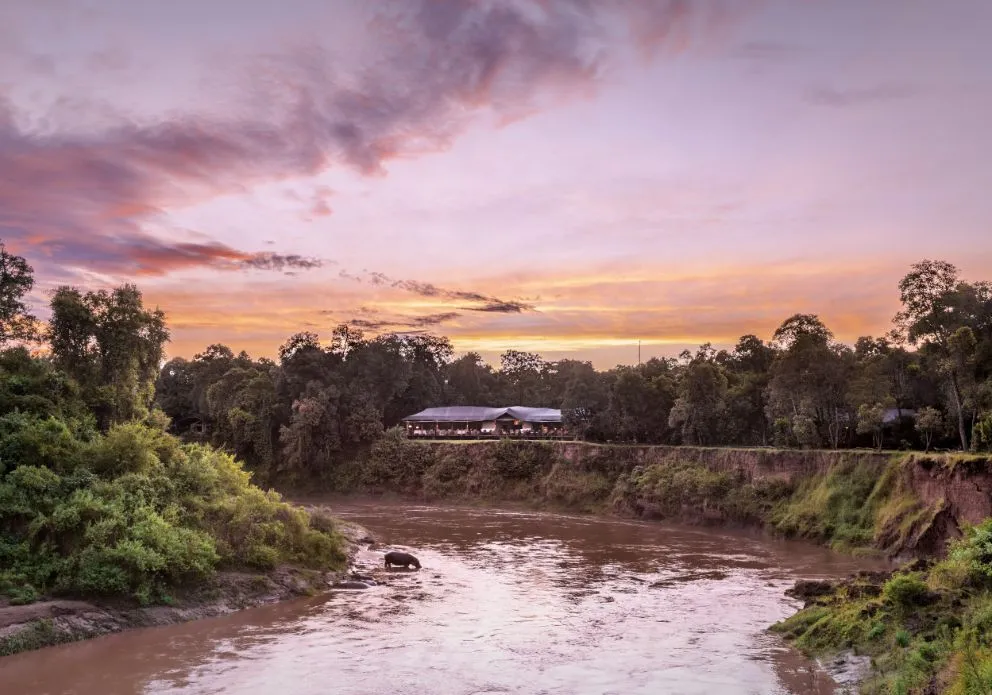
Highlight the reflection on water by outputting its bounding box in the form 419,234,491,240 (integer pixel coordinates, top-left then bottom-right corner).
0,502,885,695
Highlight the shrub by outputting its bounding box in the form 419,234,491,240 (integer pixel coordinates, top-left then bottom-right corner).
489,440,554,480
962,596,992,648
0,413,82,474
949,519,992,584
0,420,346,604
883,573,931,609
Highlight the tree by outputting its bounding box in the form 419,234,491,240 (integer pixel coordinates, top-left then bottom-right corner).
445,352,498,405
894,260,960,346
48,284,168,429
892,260,984,450
772,313,834,350
560,363,610,438
766,315,853,448
0,241,37,345
668,360,728,445
723,335,775,445
915,407,943,452
279,383,342,475
499,350,546,404
856,402,887,450
329,324,364,359
206,365,279,472
604,367,675,443
279,331,323,362
155,357,196,429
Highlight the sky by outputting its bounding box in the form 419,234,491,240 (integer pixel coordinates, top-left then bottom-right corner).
2,0,991,369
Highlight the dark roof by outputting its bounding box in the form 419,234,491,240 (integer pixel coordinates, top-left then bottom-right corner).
402,406,562,424
883,408,917,424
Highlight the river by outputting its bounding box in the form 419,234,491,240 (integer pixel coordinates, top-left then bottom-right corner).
0,501,885,695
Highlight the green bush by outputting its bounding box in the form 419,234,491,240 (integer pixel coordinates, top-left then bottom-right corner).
364,428,435,487
0,413,83,474
883,573,931,609
949,519,992,584
0,414,346,604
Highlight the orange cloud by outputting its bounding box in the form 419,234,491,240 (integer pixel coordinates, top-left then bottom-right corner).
146,257,907,368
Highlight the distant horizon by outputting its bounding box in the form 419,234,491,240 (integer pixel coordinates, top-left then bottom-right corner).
16,254,980,372
4,0,991,369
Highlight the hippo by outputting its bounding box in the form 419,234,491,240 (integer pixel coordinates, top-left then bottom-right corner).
384,551,421,570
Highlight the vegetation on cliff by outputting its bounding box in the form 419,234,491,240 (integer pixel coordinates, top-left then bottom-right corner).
322,432,985,560
772,520,992,694
0,243,345,609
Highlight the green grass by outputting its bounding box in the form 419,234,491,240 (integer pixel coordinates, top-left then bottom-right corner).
772,520,992,694
0,619,78,657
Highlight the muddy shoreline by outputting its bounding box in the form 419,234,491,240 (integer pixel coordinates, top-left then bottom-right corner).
0,514,376,658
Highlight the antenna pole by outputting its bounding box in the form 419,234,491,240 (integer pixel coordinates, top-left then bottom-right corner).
638,340,641,366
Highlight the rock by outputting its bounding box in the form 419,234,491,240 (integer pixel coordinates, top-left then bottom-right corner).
785,579,836,605
333,581,373,590
818,650,872,690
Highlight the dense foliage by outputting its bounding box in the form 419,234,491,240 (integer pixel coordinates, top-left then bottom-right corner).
151,259,992,484
0,243,345,606
773,518,992,694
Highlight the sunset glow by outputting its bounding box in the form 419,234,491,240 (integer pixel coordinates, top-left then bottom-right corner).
3,0,991,367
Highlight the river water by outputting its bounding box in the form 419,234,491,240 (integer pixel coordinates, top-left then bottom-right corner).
0,501,885,695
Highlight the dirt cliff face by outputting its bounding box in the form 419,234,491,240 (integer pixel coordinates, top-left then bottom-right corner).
903,455,992,524
340,438,992,560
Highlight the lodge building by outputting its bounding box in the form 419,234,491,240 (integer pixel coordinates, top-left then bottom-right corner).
401,406,566,439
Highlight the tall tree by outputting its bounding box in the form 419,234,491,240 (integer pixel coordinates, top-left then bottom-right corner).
668,359,728,445
49,284,168,428
766,315,853,448
893,260,989,449
723,335,775,445
446,352,498,405
559,362,610,437
499,350,546,404
0,241,37,345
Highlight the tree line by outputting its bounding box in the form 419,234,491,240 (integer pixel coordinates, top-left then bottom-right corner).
2,239,990,486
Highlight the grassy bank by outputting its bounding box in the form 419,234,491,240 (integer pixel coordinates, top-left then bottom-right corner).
772,520,992,693
317,430,989,559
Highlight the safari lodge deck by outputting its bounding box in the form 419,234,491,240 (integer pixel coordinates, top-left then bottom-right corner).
401,406,570,440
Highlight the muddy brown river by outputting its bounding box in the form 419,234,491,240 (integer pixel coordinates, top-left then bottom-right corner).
0,501,886,695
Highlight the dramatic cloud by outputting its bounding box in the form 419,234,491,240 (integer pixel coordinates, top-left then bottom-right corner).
337,268,535,313
348,312,461,332
240,253,324,272
0,0,750,278
468,300,532,313
2,225,323,277
804,83,918,107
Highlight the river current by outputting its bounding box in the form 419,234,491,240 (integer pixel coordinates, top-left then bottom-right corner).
0,501,884,694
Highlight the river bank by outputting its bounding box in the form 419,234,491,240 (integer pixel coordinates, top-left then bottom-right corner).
0,518,376,658
311,434,992,561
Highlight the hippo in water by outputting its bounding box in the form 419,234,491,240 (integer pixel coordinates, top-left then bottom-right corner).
384,551,421,570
